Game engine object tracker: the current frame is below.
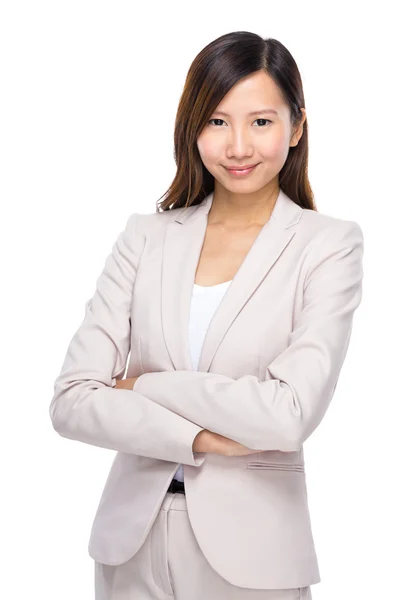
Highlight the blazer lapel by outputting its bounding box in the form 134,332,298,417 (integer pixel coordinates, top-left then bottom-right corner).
161,188,303,373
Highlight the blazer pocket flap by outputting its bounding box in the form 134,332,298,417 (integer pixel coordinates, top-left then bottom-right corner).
247,449,305,471
246,461,305,472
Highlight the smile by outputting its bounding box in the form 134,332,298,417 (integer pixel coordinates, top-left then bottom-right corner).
224,164,259,177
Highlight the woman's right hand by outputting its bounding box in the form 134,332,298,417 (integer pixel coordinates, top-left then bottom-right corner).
193,429,260,457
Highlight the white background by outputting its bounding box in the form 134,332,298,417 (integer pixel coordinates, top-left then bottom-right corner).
1,2,414,599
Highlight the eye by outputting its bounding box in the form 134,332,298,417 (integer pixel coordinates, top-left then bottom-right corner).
207,118,272,127
208,118,226,127
254,119,272,127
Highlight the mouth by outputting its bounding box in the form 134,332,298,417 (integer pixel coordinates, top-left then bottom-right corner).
224,163,259,177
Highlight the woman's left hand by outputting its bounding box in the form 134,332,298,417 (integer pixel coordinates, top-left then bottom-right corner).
113,377,139,391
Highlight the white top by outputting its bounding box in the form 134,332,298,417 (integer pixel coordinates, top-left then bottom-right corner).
173,279,232,482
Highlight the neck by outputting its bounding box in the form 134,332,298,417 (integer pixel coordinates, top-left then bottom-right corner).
207,182,280,228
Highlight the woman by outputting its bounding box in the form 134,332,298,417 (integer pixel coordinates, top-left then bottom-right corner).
50,31,364,599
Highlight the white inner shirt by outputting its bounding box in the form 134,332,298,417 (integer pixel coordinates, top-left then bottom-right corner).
173,279,232,482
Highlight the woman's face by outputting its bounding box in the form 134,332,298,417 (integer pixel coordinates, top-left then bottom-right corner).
196,70,306,193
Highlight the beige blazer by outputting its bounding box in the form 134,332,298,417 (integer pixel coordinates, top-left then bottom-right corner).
49,188,364,590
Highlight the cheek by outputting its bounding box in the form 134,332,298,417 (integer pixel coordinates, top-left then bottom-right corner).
197,137,221,163
261,136,287,160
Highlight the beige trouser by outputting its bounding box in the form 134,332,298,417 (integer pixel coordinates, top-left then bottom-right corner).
94,491,313,600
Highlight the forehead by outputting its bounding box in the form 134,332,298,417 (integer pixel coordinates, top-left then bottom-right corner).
213,71,287,115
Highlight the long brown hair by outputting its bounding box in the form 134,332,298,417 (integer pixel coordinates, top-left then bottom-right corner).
156,31,316,212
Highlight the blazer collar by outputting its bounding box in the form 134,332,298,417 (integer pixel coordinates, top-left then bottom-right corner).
161,188,303,372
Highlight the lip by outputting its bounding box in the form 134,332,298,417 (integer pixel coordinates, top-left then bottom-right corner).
225,163,258,170
224,163,259,176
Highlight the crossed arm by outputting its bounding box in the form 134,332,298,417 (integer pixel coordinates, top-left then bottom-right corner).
49,212,363,464
113,377,254,456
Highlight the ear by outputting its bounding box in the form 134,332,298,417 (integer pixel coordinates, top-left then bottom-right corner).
290,108,307,147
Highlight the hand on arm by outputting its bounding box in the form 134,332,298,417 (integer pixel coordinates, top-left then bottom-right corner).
192,429,260,457
114,378,259,457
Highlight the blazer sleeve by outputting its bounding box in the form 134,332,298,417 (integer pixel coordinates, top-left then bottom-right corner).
133,220,364,453
49,213,207,467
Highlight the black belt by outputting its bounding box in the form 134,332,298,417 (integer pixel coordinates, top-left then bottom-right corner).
167,478,185,494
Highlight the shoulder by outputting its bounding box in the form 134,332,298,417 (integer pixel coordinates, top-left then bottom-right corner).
298,206,364,252
123,208,178,236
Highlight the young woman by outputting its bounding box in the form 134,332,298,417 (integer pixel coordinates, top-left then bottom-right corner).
50,31,364,600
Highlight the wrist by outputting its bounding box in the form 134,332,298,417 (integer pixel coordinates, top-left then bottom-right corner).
193,429,217,454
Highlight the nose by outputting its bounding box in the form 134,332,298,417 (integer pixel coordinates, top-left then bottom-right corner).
226,128,254,159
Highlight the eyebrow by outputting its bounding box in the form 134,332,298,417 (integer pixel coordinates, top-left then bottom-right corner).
211,109,279,117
